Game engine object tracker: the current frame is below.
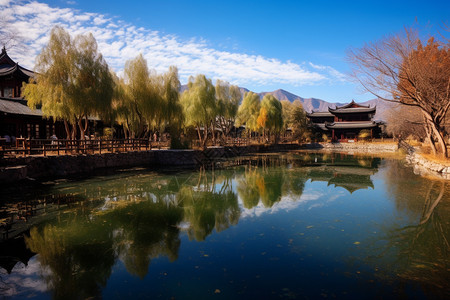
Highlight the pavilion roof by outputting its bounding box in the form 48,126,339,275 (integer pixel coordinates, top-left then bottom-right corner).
306,111,334,118
0,97,42,116
335,100,370,109
325,121,378,129
328,106,376,114
0,47,35,79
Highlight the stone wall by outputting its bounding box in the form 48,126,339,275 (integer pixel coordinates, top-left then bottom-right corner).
406,153,450,180
307,142,399,152
0,144,302,183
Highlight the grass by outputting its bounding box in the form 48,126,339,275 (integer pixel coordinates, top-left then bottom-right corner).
418,152,450,166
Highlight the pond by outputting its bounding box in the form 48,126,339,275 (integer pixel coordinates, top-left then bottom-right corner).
0,151,449,299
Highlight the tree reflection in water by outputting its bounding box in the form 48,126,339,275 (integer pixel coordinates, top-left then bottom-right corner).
0,152,448,298
376,160,450,297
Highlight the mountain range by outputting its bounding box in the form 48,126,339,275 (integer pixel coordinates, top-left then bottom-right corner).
181,85,396,121
257,88,397,121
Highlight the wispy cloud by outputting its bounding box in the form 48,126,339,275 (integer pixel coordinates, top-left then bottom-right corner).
1,0,346,87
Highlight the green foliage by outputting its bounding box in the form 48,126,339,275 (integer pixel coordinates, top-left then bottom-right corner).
259,94,283,133
102,127,115,139
23,26,114,140
281,99,309,141
236,91,260,132
358,129,371,140
215,80,240,136
180,74,217,147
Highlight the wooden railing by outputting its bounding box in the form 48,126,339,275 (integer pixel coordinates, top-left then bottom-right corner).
0,136,301,157
0,138,170,157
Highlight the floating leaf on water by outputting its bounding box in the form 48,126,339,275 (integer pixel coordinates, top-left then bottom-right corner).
203,254,209,257
214,289,221,294
306,225,314,229
414,264,427,269
353,241,360,245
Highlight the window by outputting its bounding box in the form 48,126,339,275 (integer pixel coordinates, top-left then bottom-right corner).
3,87,13,98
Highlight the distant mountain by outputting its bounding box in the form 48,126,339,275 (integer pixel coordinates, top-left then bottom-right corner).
180,84,393,121
359,98,398,121
259,89,299,102
256,88,394,121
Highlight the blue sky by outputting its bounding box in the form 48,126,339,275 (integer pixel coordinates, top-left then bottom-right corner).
1,0,448,102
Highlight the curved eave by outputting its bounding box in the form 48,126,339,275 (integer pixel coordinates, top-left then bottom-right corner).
0,98,43,116
328,107,376,114
306,111,334,118
335,100,370,109
310,123,329,131
325,122,378,129
0,64,34,79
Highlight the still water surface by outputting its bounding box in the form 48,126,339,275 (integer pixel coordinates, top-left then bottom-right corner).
1,152,449,299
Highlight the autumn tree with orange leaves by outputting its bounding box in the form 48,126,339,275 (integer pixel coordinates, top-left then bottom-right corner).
348,28,450,157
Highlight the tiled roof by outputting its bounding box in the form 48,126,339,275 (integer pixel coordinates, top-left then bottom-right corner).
325,121,378,129
328,106,376,114
0,97,43,116
0,48,35,78
306,111,334,117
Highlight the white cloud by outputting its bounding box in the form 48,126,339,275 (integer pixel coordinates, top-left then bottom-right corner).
1,0,347,88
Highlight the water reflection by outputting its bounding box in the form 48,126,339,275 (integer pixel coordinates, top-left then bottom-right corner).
376,160,450,297
0,152,448,298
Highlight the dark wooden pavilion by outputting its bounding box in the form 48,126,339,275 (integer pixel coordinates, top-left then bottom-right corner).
306,100,384,142
0,48,65,140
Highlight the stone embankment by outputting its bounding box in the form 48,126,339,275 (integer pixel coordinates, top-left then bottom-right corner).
406,152,450,180
0,144,301,183
303,142,399,152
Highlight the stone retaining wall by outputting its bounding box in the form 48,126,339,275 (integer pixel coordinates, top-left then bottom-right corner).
406,153,450,180
0,144,302,183
319,142,399,152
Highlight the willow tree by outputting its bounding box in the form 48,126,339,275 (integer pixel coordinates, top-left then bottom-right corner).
180,74,217,148
111,73,135,138
23,26,114,140
257,94,283,143
215,80,241,138
348,28,450,157
281,99,309,141
236,91,261,138
158,66,184,141
123,54,162,138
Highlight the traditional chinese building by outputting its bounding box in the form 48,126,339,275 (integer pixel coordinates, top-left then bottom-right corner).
0,48,67,139
306,100,384,142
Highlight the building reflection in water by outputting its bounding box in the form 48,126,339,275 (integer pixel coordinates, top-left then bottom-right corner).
0,152,448,298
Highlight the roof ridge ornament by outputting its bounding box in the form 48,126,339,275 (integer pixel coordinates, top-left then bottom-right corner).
1,46,5,54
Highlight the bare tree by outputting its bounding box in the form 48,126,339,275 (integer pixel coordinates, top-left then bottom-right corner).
385,104,425,141
348,28,450,157
0,15,27,52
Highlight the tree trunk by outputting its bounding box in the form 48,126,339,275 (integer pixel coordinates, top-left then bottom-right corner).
71,121,78,140
423,111,447,157
211,122,216,145
78,117,89,141
432,123,448,158
202,126,209,149
423,117,437,155
196,126,202,147
64,120,71,140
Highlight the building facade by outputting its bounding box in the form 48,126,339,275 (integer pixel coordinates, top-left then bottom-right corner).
306,100,384,142
0,47,68,140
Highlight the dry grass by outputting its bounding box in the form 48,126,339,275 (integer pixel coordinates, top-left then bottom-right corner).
419,152,450,166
